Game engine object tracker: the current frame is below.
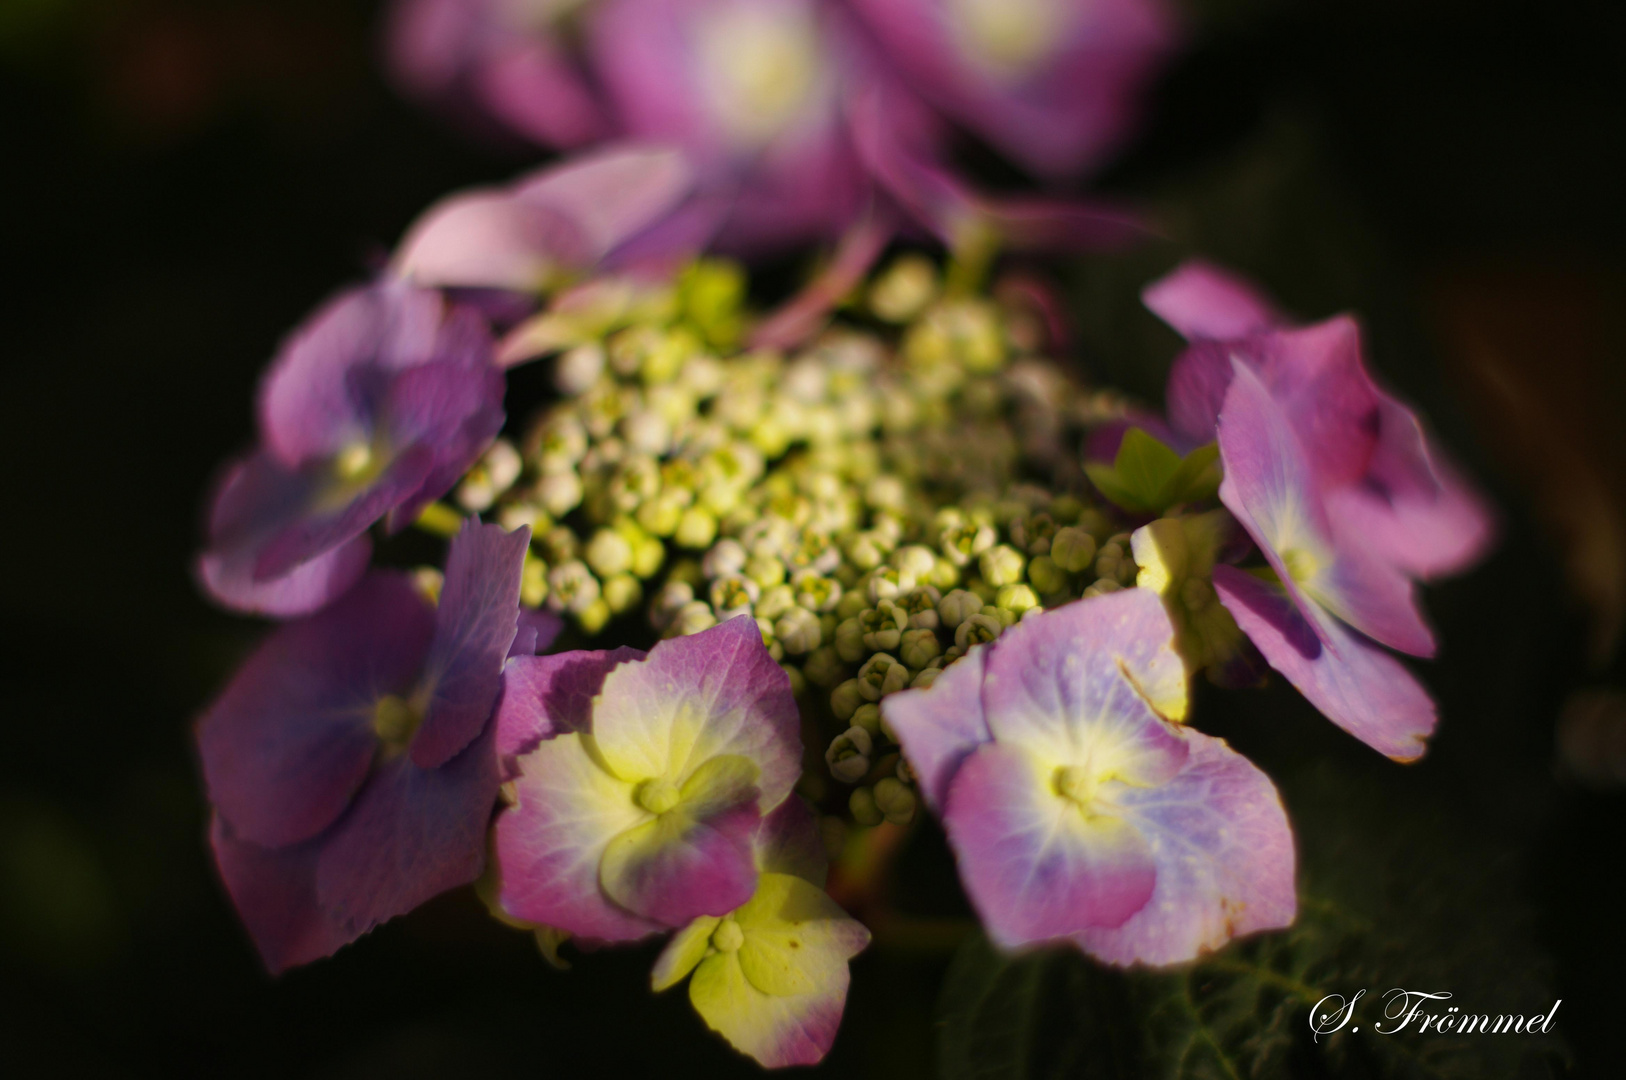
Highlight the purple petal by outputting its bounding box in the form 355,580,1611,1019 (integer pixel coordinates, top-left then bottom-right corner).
1216,360,1434,657
210,815,349,975
1327,398,1497,579
591,616,802,808
495,647,646,762
1163,340,1235,444
494,733,664,942
197,573,434,847
600,800,761,925
979,593,1191,777
1141,260,1285,342
881,642,990,811
252,448,436,580
512,143,697,263
1075,727,1296,966
846,0,1179,179
753,796,828,886
475,36,611,149
508,608,565,660
412,521,530,769
392,189,590,292
943,742,1157,949
313,723,504,939
198,532,371,618
258,281,446,467
1213,565,1436,761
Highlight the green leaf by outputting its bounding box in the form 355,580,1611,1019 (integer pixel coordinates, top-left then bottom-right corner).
1085,430,1223,515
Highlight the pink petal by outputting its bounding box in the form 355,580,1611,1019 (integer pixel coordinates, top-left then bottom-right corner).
943,742,1157,948
495,646,646,762
881,642,990,811
1141,259,1285,342
600,801,762,925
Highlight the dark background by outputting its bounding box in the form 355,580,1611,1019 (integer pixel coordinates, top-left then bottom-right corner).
3,0,1625,1076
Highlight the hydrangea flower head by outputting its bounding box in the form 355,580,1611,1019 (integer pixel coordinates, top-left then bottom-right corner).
494,615,802,939
198,521,537,971
199,280,503,616
1211,361,1439,760
1145,259,1495,581
651,798,870,1068
882,588,1295,965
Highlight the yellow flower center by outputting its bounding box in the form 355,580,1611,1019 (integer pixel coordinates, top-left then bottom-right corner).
636,777,682,816
333,441,376,483
696,5,821,148
372,694,423,757
710,917,745,953
1053,764,1101,808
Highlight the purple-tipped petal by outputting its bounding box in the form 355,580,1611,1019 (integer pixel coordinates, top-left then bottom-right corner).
600,800,761,925
1213,565,1436,761
475,36,611,149
210,816,349,975
1075,727,1296,966
881,643,990,810
197,573,434,848
314,725,503,939
494,733,664,942
258,281,446,467
512,143,696,262
1163,340,1235,444
412,521,530,769
198,532,371,618
979,593,1191,777
944,742,1158,949
512,608,565,658
495,647,647,762
1142,260,1285,343
591,616,802,806
753,796,828,886
1216,360,1435,657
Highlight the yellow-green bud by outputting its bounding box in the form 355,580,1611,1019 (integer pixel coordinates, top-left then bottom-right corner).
851,703,882,736
911,667,942,690
892,544,937,578
979,544,1026,587
585,528,633,578
803,646,848,688
869,254,939,323
780,662,806,696
831,679,864,721
520,556,548,608
791,570,842,613
955,613,1004,649
631,535,665,579
675,507,718,549
995,583,1039,614
861,603,909,653
746,555,787,589
1083,578,1124,599
899,585,942,630
826,725,878,783
845,532,885,570
776,606,822,655
755,584,796,622
537,471,583,517
899,628,942,669
858,653,908,700
650,580,693,629
1051,527,1098,574
671,600,717,636
835,589,870,620
546,560,600,615
938,588,983,629
602,573,642,614
940,522,997,567
866,566,916,605
635,492,684,537
1027,555,1067,596
578,598,612,634
873,777,918,827
701,538,748,579
709,575,760,619
835,617,868,663
849,786,884,827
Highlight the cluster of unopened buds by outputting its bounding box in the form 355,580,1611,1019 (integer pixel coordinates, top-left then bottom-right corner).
193,142,1493,1067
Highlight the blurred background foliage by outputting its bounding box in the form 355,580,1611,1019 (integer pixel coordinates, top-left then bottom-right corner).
3,0,1625,1076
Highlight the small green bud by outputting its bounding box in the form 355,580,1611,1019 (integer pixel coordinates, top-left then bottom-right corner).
1050,494,1085,523
803,646,848,688
755,584,796,622
898,585,943,630
701,538,748,579
940,522,997,567
537,471,584,517
709,575,760,619
585,528,633,578
834,617,868,663
835,588,870,619
851,703,882,736
826,726,874,784
1083,578,1124,599
602,573,642,614
791,570,842,613
780,663,807,697
869,254,939,323
979,544,1026,587
631,535,666,579
831,679,864,721
937,588,983,629
899,628,943,670
670,600,717,636
650,580,694,629
873,778,918,827
861,602,909,652
745,554,787,589
849,786,884,827
995,583,1040,614
858,653,909,701
635,492,684,537
910,667,942,690
776,606,822,655
1027,554,1067,595
845,531,885,570
866,566,917,605
675,507,718,549
547,560,600,615
955,613,1004,649
520,556,548,608
577,598,612,635
892,544,937,579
